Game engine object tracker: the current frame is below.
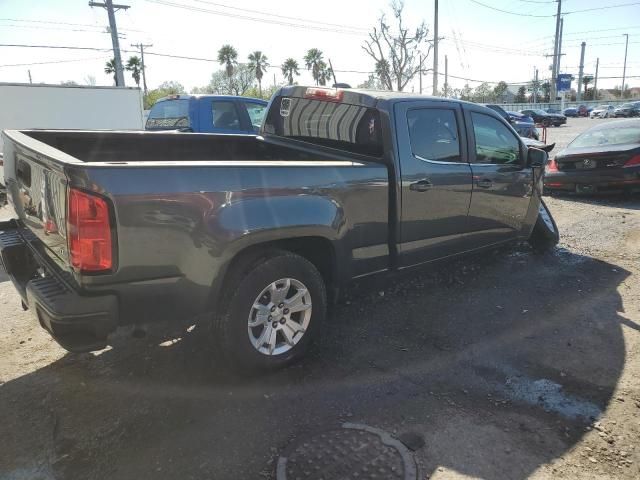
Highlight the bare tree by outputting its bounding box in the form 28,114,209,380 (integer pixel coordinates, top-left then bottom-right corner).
362,1,431,91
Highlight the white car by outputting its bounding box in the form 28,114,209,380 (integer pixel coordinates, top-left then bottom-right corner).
590,105,616,118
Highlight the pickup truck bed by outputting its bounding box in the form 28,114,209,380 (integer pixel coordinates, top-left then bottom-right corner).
1,86,556,371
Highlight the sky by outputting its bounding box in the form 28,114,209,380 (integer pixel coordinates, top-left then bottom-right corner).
0,0,638,94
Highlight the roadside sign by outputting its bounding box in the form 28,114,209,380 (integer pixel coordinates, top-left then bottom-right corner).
557,74,572,92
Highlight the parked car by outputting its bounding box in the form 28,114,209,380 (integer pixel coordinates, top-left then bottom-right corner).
520,109,567,127
484,104,539,140
546,108,561,114
590,105,616,119
545,118,640,194
578,105,592,117
507,111,535,124
146,95,268,133
563,107,579,117
613,102,640,118
1,86,558,371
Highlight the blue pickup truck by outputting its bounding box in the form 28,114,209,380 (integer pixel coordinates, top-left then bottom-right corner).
145,94,268,133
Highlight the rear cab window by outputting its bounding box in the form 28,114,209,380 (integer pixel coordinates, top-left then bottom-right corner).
263,95,383,157
146,99,190,130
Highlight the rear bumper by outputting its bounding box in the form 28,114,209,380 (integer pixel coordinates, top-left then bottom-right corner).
0,220,118,352
544,166,640,192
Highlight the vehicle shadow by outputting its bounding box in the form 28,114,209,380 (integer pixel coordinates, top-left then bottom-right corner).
0,244,631,480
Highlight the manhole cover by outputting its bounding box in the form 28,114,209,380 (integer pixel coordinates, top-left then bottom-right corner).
276,423,417,480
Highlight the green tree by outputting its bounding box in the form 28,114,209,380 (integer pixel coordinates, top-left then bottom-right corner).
248,51,269,97
493,81,508,101
104,58,117,85
582,75,594,100
143,81,186,109
541,81,551,102
281,58,300,85
304,48,325,85
459,83,473,101
217,44,238,89
375,59,392,90
515,85,527,103
126,56,142,87
473,82,494,102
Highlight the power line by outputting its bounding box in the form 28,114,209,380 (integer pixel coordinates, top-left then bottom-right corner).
144,0,367,35
191,0,368,31
0,16,143,32
0,43,112,51
0,56,110,68
468,0,553,17
566,2,640,15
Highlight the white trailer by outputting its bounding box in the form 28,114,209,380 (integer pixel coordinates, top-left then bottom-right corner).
1,83,144,188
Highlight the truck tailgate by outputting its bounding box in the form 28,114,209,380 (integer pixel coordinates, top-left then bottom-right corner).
2,130,71,270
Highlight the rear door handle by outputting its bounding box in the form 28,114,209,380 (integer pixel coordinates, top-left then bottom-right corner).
476,178,493,189
409,180,433,192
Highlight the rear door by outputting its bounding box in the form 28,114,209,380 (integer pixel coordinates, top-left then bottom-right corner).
463,105,533,245
394,101,473,267
197,98,246,133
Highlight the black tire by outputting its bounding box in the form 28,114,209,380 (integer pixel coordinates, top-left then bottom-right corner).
212,250,326,372
528,199,559,253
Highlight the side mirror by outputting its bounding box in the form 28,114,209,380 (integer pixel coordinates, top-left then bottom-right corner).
527,147,548,168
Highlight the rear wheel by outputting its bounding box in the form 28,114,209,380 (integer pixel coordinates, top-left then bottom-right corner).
212,250,326,372
528,200,559,253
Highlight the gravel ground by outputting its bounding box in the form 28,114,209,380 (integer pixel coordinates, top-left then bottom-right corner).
1,119,639,480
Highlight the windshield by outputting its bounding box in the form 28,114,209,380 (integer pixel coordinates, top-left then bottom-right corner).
532,109,547,115
146,99,190,129
595,105,611,110
569,125,640,148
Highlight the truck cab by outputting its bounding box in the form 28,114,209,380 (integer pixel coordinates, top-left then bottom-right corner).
145,94,268,134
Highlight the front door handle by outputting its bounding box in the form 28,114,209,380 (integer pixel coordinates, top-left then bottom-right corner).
476,178,493,189
409,179,433,192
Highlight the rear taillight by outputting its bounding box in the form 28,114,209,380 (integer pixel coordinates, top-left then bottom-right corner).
304,87,344,102
546,157,559,172
623,155,640,168
67,188,113,272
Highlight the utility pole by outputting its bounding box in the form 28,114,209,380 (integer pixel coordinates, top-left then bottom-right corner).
621,33,629,98
593,57,599,101
577,41,586,101
533,68,539,104
89,0,130,87
432,0,439,96
444,55,448,98
557,18,564,75
28,69,32,84
131,42,152,95
550,0,562,101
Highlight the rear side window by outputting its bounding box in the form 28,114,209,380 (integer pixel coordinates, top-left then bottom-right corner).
243,101,267,132
407,108,461,162
263,96,383,157
471,112,521,165
146,99,190,129
212,101,241,131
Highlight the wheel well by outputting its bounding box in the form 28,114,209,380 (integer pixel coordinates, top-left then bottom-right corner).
224,237,337,291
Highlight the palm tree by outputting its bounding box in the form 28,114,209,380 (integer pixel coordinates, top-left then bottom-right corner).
281,58,300,85
126,56,142,87
582,75,594,100
104,58,117,85
248,51,269,97
304,48,324,85
317,61,332,86
217,44,238,90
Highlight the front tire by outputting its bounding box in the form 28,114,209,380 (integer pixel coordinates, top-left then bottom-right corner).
212,250,326,372
528,200,559,253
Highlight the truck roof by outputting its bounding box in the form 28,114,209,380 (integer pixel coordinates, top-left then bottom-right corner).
277,85,477,109
156,94,266,103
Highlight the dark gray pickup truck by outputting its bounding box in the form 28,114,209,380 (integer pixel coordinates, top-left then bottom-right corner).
0,86,558,371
